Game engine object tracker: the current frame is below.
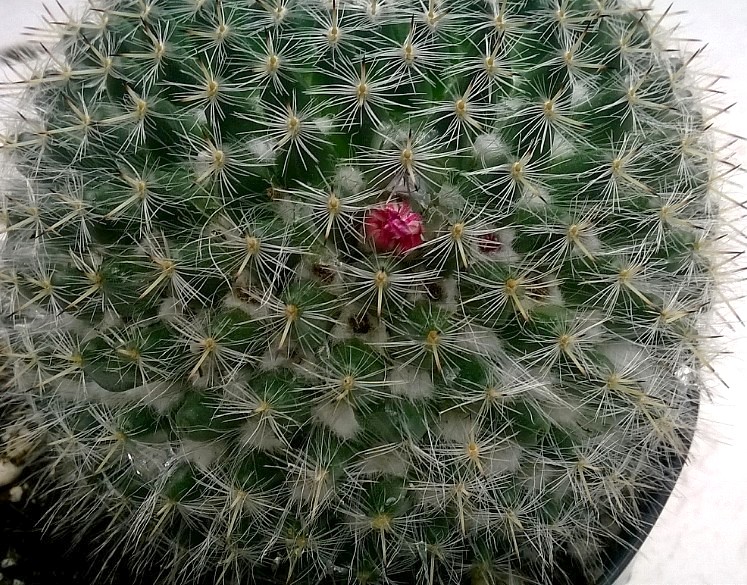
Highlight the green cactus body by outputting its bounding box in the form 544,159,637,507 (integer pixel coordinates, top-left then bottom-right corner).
0,0,723,584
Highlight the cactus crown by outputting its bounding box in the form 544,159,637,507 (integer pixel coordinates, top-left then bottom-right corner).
0,1,727,584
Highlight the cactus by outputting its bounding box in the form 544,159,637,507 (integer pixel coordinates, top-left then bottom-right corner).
0,0,732,584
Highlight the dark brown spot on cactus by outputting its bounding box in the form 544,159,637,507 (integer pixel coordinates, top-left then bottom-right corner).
311,262,335,284
425,280,445,302
479,233,503,254
349,313,372,335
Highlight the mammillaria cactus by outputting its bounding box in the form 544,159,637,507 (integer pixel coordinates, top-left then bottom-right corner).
0,0,732,584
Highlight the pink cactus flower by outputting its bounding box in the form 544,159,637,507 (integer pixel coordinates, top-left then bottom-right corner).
364,201,424,254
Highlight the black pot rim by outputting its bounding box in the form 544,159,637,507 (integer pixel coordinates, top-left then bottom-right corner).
595,394,702,585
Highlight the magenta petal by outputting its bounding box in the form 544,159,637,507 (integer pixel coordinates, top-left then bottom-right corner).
364,201,424,254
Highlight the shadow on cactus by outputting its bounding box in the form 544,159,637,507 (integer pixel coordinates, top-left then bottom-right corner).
0,1,735,584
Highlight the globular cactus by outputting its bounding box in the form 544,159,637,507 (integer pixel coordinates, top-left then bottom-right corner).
0,1,731,584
